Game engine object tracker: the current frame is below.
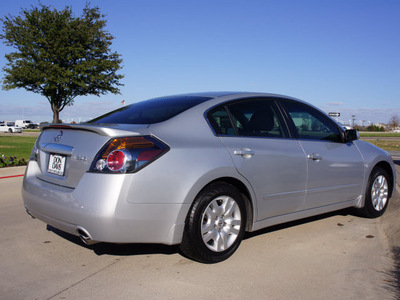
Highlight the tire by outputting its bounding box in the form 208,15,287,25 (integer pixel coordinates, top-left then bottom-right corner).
8,128,12,133
180,182,246,263
359,166,390,218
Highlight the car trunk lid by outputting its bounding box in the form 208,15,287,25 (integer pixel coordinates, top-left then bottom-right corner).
34,124,150,188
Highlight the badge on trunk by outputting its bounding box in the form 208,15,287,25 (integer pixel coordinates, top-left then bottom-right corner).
54,131,63,143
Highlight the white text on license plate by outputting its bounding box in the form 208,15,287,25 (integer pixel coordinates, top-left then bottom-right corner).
48,154,66,176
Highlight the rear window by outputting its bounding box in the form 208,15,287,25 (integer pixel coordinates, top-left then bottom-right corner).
88,96,212,124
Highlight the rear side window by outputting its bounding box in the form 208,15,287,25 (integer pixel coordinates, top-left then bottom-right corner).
208,98,288,138
88,96,212,124
208,108,234,135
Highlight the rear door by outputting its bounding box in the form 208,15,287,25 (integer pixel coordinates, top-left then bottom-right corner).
281,100,364,209
208,98,307,221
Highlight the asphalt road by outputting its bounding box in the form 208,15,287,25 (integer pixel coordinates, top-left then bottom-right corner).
0,169,398,300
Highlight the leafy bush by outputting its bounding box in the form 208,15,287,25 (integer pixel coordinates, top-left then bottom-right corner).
366,125,385,132
0,154,26,168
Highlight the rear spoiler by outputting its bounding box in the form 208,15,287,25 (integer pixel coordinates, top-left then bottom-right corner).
40,123,148,137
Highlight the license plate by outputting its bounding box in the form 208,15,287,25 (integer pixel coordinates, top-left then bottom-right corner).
48,154,66,176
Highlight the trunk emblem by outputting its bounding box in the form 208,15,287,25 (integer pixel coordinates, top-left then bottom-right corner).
75,155,88,161
54,131,63,143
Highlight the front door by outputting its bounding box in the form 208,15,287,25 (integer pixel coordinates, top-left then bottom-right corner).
282,100,364,209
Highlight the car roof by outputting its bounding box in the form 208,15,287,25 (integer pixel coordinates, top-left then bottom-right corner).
165,91,294,99
157,92,303,104
169,91,242,98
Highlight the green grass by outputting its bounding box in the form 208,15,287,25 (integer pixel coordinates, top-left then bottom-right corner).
359,132,400,151
359,132,400,137
0,136,37,161
361,139,400,151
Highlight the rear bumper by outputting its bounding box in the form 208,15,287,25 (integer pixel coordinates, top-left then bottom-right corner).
22,161,188,245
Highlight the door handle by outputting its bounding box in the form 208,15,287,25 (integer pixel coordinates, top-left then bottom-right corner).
307,153,322,161
234,148,255,159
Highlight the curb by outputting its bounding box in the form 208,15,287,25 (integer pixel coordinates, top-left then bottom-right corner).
0,174,24,180
0,166,26,179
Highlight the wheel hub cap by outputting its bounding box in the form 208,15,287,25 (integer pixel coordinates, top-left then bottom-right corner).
371,175,388,211
201,196,242,252
215,217,224,230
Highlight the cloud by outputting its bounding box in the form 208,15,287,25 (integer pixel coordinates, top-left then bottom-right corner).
326,102,344,106
0,100,50,121
60,99,121,122
320,104,400,124
0,98,123,123
1,94,398,125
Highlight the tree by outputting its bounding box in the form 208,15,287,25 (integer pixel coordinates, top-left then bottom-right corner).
366,124,385,132
1,4,124,123
388,114,400,131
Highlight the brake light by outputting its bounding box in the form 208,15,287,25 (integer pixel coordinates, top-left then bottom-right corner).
29,137,40,162
90,136,168,173
107,150,128,171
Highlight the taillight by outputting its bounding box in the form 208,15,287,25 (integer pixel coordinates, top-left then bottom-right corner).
29,137,40,162
107,149,130,171
90,136,169,173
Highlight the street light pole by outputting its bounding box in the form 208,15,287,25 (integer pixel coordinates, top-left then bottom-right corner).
352,115,356,128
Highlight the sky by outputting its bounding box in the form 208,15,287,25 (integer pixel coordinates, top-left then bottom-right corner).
0,0,399,125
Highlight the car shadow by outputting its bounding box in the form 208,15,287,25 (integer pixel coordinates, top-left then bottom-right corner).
244,208,350,240
46,225,180,256
47,208,351,258
383,246,400,298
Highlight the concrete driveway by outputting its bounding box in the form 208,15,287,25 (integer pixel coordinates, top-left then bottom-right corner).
0,166,399,299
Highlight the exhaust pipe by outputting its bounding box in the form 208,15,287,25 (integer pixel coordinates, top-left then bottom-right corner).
76,227,99,245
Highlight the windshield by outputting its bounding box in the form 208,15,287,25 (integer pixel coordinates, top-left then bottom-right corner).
88,96,212,124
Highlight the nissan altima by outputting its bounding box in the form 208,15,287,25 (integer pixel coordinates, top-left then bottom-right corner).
22,92,396,263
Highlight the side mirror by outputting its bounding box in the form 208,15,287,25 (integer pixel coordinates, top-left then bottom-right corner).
345,129,359,142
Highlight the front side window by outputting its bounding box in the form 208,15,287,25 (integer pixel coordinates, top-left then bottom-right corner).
283,101,342,142
208,99,287,138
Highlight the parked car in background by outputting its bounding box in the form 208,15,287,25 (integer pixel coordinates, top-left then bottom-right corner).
22,92,396,263
15,120,36,129
0,122,22,133
28,123,39,129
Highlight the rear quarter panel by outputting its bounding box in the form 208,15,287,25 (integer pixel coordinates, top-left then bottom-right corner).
141,104,256,220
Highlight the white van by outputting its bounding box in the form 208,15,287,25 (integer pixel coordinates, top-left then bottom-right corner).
15,120,33,129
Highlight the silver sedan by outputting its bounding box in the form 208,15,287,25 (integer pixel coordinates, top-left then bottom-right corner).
22,92,396,263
